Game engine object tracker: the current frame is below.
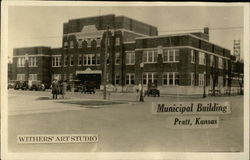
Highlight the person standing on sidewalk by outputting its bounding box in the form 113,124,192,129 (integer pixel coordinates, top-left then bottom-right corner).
52,79,58,99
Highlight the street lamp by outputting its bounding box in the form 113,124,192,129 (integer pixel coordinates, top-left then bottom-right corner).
203,71,206,98
139,62,144,102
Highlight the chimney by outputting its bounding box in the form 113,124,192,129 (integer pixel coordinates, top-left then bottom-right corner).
204,27,209,35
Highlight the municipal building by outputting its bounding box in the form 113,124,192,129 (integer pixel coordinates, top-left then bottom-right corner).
11,14,244,95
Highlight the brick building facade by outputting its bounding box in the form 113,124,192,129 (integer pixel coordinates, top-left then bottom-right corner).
11,14,243,95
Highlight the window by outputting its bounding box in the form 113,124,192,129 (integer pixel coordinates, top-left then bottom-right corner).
70,41,74,49
77,39,82,48
28,57,37,67
143,51,147,62
88,55,91,64
199,52,206,65
175,49,179,62
96,38,101,47
96,54,100,65
52,56,61,67
162,73,168,85
210,55,214,67
17,74,25,81
163,50,168,62
78,55,82,66
169,50,174,62
64,56,68,66
142,50,157,63
162,72,179,86
148,51,153,62
83,55,87,65
125,73,135,85
198,73,205,86
92,55,96,65
169,72,173,85
131,74,135,84
115,37,120,46
162,49,180,63
190,72,194,86
83,54,95,66
17,57,25,67
64,42,68,49
126,51,135,65
143,72,157,85
115,74,120,85
115,52,121,65
191,50,195,63
87,39,91,48
70,55,74,66
29,74,37,81
175,72,179,85
218,57,223,69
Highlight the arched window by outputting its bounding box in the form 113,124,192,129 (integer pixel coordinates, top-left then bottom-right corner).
82,40,88,49
91,39,97,48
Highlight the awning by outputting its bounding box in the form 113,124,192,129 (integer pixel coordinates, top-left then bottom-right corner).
76,68,102,74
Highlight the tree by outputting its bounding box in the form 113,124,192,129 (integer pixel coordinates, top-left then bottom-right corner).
210,57,219,96
210,62,218,96
235,61,244,95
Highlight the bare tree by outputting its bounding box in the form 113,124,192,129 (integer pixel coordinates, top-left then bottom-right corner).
234,61,243,95
210,63,218,96
238,74,244,95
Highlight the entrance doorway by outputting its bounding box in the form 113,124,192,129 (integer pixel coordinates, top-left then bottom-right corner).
76,74,101,89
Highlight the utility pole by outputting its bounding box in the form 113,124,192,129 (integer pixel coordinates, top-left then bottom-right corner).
103,25,109,99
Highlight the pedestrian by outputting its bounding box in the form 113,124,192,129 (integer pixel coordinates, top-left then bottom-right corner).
61,80,67,99
41,83,45,91
58,81,63,98
52,79,58,99
137,84,142,101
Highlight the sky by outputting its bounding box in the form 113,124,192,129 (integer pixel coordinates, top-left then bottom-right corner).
8,5,244,60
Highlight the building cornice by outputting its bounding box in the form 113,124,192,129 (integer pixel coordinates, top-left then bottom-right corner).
13,54,51,58
135,46,231,60
135,33,230,52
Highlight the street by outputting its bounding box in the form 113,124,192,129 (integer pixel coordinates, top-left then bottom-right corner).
8,89,243,152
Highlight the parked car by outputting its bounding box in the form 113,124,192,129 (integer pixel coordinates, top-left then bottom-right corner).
29,81,45,91
14,81,21,90
20,81,29,90
82,81,96,94
14,81,29,90
145,82,160,97
8,80,16,89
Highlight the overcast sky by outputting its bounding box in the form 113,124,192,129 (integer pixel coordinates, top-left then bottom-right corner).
8,5,244,59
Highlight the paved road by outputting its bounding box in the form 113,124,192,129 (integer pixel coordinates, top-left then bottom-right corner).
8,89,244,152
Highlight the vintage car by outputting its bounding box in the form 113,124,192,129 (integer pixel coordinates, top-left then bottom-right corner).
14,81,29,90
8,80,17,89
81,81,96,94
29,81,46,91
145,82,160,97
